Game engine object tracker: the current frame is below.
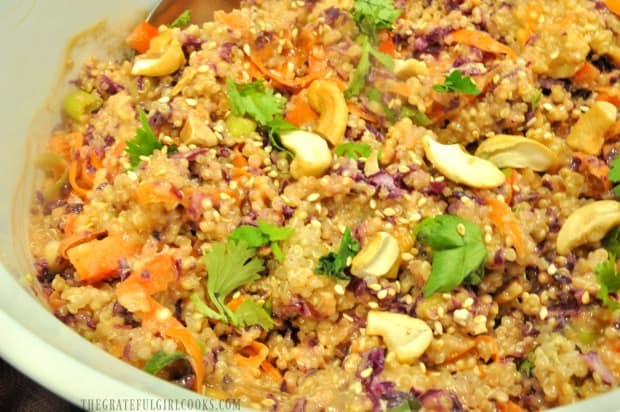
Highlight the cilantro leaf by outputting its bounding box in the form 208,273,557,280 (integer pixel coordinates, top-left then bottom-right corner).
228,220,294,261
595,253,620,310
143,351,186,375
369,46,395,70
530,89,542,109
415,215,488,297
345,36,372,98
314,227,360,280
335,142,373,159
433,70,481,95
352,0,402,40
365,86,396,121
518,358,534,378
169,10,191,28
386,397,421,412
201,240,265,324
234,299,275,331
226,79,286,125
125,109,163,168
401,105,432,126
609,155,620,197
604,226,620,257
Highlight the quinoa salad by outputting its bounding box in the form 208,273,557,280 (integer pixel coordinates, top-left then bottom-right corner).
27,0,620,410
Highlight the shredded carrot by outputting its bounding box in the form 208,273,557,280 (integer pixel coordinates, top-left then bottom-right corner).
347,103,379,123
474,335,500,363
497,401,526,412
66,235,140,283
384,80,419,98
48,133,72,161
59,230,106,258
126,21,159,54
234,341,269,369
68,157,91,199
231,153,249,168
377,30,396,57
247,51,326,90
596,86,620,108
503,169,519,205
604,0,620,16
226,295,246,311
135,180,181,206
63,214,77,237
260,360,283,382
285,91,319,127
486,197,526,259
573,61,601,85
447,29,517,59
516,0,542,46
214,10,248,31
442,339,477,364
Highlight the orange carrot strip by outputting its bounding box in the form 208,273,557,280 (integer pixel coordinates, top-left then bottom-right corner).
58,230,106,258
516,0,542,46
573,61,601,85
260,360,283,382
486,197,526,259
126,22,158,54
234,341,269,369
503,169,518,205
68,158,91,199
247,52,325,90
66,235,140,283
286,91,319,127
447,29,517,59
48,134,72,161
596,87,620,108
498,401,526,412
475,335,500,363
604,0,620,15
214,10,248,31
135,180,181,206
442,340,477,364
377,30,396,57
347,103,379,123
226,295,246,311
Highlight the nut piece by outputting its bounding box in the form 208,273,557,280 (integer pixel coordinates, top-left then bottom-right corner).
366,310,433,363
351,232,401,279
132,30,186,77
307,79,348,146
422,134,506,189
557,200,620,255
394,58,429,79
280,130,332,179
180,114,218,147
474,134,558,172
566,101,617,155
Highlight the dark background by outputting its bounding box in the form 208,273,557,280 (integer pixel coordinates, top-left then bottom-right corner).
0,357,82,411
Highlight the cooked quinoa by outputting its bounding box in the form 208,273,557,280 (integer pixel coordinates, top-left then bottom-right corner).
28,0,620,411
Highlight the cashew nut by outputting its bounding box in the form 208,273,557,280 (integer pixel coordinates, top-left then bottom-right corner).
366,310,433,363
180,114,218,147
474,134,558,172
557,200,620,255
280,130,332,179
307,79,348,146
351,232,401,279
394,58,429,79
132,30,186,77
422,134,506,189
566,101,617,155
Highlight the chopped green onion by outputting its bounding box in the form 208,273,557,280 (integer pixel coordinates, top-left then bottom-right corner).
225,115,257,139
63,90,102,122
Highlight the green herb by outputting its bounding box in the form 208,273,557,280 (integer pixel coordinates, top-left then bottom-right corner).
226,79,296,152
169,10,191,28
604,226,620,257
228,220,294,262
143,351,186,374
386,398,421,412
345,36,372,98
609,155,620,197
125,109,164,168
400,105,432,126
314,227,360,280
517,358,534,378
365,86,396,121
595,253,620,310
335,143,373,159
433,70,481,95
369,47,395,70
415,215,487,297
351,0,402,41
234,299,275,331
195,240,265,324
530,89,542,109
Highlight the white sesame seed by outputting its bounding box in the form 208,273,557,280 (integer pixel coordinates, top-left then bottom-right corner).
198,65,209,73
242,44,251,55
360,367,373,378
462,297,474,309
334,284,345,295
411,212,422,222
156,308,171,321
307,193,320,202
220,193,231,200
457,223,466,236
398,165,410,173
342,313,353,322
368,301,379,309
346,256,353,266
158,95,170,103
383,207,396,217
484,233,492,243
370,199,377,209
377,289,388,300
581,291,590,304
539,307,548,320
401,252,413,261
453,309,470,325
368,283,382,291
547,264,557,275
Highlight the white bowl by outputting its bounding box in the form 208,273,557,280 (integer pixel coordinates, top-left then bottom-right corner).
0,1,617,411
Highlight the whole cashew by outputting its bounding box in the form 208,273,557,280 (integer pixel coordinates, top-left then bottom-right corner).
307,79,348,146
556,200,620,255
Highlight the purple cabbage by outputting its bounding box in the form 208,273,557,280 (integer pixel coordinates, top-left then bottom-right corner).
418,389,465,411
96,74,123,96
254,31,275,49
181,34,203,55
582,351,616,385
413,27,452,55
323,7,347,26
171,148,208,161
357,348,411,410
219,42,234,62
366,170,407,198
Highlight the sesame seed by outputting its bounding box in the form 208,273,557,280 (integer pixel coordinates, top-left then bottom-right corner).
410,212,422,222
401,252,413,261
453,309,470,325
377,289,388,300
346,256,353,266
230,181,238,190
484,233,492,243
342,313,353,322
398,165,410,173
368,283,381,291
156,308,171,321
370,199,377,209
457,223,466,236
368,301,379,309
198,65,209,73
547,264,557,275
360,367,373,378
220,193,231,200
242,44,251,55
307,193,320,202
334,284,345,295
463,297,474,309
158,95,170,103
539,307,548,320
383,207,396,217
581,291,590,304
185,98,197,107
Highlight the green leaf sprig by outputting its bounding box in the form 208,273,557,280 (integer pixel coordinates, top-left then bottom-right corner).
234,299,275,331
595,253,620,310
433,70,481,95
314,227,360,280
335,142,373,159
609,155,620,197
229,219,294,262
125,109,164,168
415,215,487,297
143,351,186,375
169,10,191,28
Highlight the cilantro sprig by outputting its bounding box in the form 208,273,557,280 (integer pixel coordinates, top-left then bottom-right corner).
169,10,191,28
433,70,481,95
229,219,294,261
595,253,620,310
125,109,164,168
314,227,360,280
225,79,296,152
609,155,620,197
415,215,487,297
335,142,373,159
143,351,186,375
235,299,275,331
